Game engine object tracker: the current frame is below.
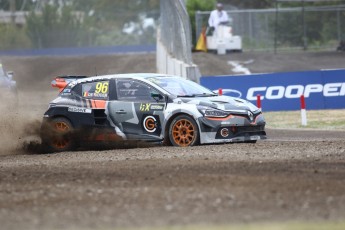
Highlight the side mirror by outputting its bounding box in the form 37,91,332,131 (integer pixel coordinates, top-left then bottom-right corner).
151,92,163,101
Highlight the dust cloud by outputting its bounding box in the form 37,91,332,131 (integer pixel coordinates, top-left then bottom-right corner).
0,102,42,155
0,54,157,155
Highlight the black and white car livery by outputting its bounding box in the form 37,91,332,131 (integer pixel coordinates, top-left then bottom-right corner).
41,73,266,152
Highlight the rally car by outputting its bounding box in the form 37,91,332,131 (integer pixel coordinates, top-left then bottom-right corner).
41,73,266,152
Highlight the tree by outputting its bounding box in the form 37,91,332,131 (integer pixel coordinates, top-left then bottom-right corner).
0,24,31,50
26,4,84,48
220,0,273,9
274,1,345,48
71,0,159,46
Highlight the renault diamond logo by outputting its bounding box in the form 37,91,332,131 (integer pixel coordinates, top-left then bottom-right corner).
248,111,254,121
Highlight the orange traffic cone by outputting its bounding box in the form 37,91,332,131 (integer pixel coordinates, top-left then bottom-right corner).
195,27,207,52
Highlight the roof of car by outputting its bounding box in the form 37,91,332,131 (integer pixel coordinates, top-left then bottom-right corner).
74,73,178,84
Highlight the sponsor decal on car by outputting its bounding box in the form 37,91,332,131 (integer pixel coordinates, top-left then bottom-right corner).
150,104,164,110
139,103,164,112
143,115,157,133
82,81,109,99
68,107,92,114
84,92,108,98
60,88,72,96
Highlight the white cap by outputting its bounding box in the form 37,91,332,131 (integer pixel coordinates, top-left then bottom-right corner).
217,3,223,8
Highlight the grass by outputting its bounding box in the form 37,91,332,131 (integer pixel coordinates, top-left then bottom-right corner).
263,109,345,130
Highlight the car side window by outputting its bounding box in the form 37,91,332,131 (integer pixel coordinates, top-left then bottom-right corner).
82,80,109,100
116,79,161,102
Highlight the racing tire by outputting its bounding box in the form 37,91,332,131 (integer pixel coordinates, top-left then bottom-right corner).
41,117,76,153
168,115,199,147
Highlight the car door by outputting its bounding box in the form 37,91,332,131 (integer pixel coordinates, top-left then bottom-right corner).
106,78,166,140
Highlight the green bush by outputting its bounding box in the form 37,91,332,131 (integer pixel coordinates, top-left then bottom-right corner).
26,4,84,48
0,25,31,50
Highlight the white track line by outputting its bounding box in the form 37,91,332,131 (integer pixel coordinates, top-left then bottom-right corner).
228,60,253,75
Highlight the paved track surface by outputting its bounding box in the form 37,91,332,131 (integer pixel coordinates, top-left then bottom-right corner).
0,52,344,229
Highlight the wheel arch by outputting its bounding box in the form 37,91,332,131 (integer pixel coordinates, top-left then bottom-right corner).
46,114,75,128
163,112,201,145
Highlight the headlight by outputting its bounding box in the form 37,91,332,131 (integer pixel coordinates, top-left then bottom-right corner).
198,106,230,118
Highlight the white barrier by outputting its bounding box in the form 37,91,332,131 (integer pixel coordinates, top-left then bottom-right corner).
156,27,201,82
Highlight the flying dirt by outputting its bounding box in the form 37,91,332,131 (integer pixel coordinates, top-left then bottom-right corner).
0,98,43,155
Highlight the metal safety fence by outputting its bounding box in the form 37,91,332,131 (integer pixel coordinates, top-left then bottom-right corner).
0,1,160,51
159,0,192,64
157,0,200,81
196,5,345,51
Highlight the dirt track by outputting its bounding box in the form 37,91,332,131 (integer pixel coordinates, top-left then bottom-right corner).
1,130,345,230
0,52,345,229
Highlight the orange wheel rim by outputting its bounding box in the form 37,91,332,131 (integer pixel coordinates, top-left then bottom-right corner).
172,119,195,146
52,138,69,149
54,122,70,132
52,122,70,149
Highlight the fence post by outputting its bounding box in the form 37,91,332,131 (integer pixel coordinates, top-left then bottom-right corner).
274,0,278,54
337,9,341,42
302,0,308,51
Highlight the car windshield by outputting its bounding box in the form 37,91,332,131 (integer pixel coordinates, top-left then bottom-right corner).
147,77,216,97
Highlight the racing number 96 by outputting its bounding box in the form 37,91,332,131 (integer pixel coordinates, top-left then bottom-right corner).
95,82,109,94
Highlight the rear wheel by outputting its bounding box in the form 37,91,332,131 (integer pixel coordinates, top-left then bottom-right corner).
168,115,199,147
41,117,76,152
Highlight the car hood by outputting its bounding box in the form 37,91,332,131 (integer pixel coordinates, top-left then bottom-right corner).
177,95,259,113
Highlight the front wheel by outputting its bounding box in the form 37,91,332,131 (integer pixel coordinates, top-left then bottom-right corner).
41,117,76,152
168,115,199,147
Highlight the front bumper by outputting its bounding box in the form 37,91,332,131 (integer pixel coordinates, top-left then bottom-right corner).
197,113,267,144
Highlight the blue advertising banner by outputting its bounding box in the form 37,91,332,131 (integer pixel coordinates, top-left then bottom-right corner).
201,70,345,111
0,45,155,57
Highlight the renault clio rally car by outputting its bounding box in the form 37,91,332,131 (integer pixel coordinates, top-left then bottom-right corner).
41,74,266,152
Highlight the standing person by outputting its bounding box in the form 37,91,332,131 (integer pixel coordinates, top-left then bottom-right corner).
208,3,229,31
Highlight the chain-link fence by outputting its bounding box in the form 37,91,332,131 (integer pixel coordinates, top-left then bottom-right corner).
157,0,200,81
159,0,193,64
196,5,345,51
0,1,160,51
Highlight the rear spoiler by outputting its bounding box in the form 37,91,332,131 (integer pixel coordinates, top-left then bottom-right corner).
51,75,88,92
